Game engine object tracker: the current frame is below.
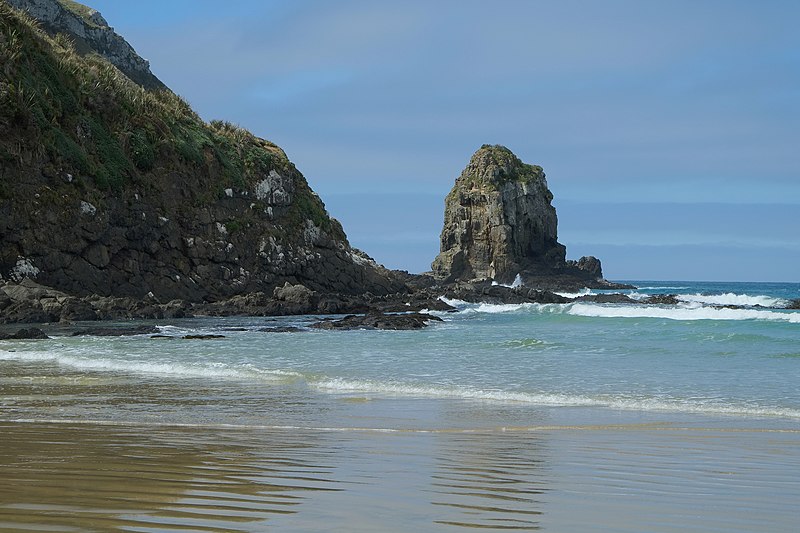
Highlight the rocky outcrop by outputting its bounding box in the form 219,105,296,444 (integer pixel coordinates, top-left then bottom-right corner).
310,311,443,331
432,145,610,287
6,0,165,90
0,326,48,339
0,2,405,302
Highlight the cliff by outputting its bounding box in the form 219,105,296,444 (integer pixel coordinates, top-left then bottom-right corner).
0,1,403,301
6,0,165,90
432,145,605,286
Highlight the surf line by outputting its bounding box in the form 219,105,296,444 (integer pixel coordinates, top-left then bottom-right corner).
3,418,799,435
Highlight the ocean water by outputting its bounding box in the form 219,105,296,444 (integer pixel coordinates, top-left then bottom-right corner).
1,280,799,531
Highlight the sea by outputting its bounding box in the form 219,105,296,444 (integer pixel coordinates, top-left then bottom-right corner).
1,280,799,532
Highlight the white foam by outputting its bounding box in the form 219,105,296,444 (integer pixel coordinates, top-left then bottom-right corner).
311,378,800,419
677,292,787,308
555,288,594,298
0,350,301,382
568,303,800,323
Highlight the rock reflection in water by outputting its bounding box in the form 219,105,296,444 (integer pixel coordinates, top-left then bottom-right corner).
430,431,547,530
0,422,340,532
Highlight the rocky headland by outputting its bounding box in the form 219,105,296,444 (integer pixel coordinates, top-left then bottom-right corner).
0,0,405,305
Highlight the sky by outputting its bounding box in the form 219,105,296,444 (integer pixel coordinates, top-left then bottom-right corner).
88,0,800,282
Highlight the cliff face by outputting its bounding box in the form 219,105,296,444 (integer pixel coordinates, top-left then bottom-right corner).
0,1,403,300
432,145,602,285
6,0,165,90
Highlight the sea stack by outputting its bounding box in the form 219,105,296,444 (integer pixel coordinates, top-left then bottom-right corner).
432,145,603,286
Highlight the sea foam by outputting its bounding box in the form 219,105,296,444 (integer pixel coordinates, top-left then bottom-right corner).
311,377,800,419
0,349,300,381
677,292,787,308
567,303,800,323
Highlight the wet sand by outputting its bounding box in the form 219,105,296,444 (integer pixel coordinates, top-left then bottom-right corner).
1,420,799,532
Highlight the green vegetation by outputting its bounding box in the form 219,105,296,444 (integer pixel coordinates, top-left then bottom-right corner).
0,1,331,237
459,144,545,191
57,0,101,27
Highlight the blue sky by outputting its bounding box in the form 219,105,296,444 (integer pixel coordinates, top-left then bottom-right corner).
89,0,799,281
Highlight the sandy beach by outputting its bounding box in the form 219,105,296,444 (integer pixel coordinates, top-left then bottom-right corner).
2,418,798,532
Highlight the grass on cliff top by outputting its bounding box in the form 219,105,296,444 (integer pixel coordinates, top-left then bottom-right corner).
455,144,546,192
57,0,101,28
0,2,336,236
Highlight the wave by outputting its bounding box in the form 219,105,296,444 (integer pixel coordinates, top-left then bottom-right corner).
568,303,800,323
554,288,594,298
636,286,690,290
311,378,800,419
677,292,787,308
441,297,799,323
0,349,301,382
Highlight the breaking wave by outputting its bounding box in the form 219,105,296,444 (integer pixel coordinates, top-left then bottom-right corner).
0,349,301,381
312,378,800,419
441,297,799,322
568,303,800,323
677,292,787,308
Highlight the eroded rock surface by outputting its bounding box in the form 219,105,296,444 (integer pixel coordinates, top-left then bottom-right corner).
432,145,609,288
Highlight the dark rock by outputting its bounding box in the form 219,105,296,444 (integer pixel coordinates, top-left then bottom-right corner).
0,291,12,310
259,326,304,333
59,298,98,321
0,301,58,324
149,335,175,339
0,327,49,340
786,299,800,310
182,334,226,340
642,294,681,305
71,325,159,337
310,311,442,331
569,256,603,279
162,299,192,319
575,293,637,304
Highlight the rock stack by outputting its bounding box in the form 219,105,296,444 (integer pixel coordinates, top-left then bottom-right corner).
432,145,606,287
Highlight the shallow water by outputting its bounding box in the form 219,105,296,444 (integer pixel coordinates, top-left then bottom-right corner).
0,280,798,531
1,421,798,532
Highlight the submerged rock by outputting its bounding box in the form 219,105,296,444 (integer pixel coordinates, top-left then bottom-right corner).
575,293,637,304
259,326,305,333
0,327,49,340
71,325,159,337
642,294,681,305
310,311,442,331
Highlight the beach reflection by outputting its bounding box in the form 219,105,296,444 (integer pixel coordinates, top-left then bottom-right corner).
0,422,339,532
429,431,547,530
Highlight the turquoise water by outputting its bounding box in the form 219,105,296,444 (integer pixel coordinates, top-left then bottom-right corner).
1,280,798,426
